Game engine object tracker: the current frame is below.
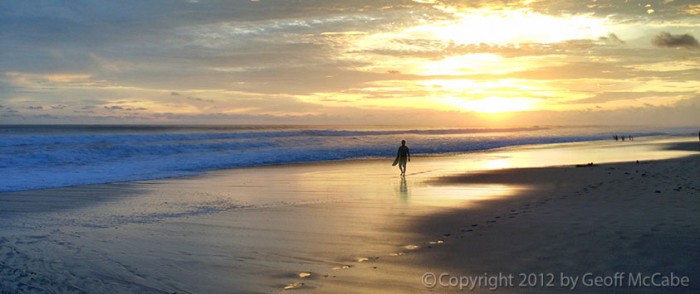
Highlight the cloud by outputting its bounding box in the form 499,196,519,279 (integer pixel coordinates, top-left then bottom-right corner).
652,32,700,49
685,4,700,15
672,95,700,109
2,0,699,126
566,91,697,104
104,105,147,111
187,97,215,103
599,33,625,45
1,113,24,119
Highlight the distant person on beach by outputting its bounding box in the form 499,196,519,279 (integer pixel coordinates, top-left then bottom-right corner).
393,140,411,176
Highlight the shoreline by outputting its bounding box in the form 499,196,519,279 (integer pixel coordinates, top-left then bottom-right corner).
0,137,698,293
0,132,696,193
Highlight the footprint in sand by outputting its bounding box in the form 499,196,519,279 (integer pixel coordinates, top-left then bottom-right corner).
299,272,311,278
332,265,352,270
284,282,304,290
404,244,420,250
355,257,369,262
355,256,380,263
389,252,406,257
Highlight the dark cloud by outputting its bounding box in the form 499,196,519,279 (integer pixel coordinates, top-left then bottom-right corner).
652,32,700,49
187,97,215,103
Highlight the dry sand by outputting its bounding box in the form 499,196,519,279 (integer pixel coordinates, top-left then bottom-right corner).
0,137,697,293
413,156,699,293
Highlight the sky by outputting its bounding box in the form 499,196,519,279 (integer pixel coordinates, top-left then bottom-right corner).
1,0,699,126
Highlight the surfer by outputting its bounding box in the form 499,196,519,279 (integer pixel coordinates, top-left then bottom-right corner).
393,140,411,176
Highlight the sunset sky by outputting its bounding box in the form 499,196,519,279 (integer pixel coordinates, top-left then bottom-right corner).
1,0,699,126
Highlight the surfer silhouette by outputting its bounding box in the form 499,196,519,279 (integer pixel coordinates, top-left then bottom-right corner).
392,140,411,176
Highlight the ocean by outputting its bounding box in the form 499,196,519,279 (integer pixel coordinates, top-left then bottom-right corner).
0,124,692,192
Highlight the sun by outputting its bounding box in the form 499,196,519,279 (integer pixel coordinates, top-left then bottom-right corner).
444,97,537,114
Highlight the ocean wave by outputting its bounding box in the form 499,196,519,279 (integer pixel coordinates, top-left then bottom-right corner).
0,126,673,192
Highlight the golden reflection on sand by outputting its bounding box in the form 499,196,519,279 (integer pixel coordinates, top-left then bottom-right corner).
407,183,527,208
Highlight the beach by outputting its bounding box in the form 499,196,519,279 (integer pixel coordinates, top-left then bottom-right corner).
5,0,700,292
0,136,698,293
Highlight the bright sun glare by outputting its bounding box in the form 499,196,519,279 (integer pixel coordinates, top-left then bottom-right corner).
338,6,612,114
416,8,605,114
411,8,608,45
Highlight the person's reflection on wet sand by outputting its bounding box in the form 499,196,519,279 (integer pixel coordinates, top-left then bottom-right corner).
399,176,408,203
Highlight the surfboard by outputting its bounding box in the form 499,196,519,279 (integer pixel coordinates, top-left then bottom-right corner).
392,156,399,166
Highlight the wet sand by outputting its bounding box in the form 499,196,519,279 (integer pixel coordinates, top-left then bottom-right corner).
0,136,698,293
